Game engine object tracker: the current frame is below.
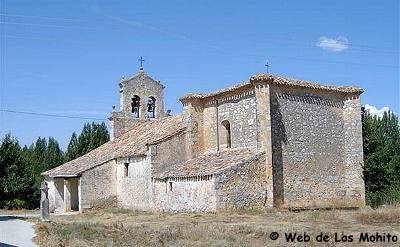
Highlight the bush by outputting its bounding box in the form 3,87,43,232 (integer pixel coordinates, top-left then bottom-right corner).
1,198,33,210
366,183,400,208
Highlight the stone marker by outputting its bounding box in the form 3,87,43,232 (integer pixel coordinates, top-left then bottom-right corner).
40,181,49,221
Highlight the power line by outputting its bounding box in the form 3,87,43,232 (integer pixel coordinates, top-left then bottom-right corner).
0,13,106,24
0,13,398,54
0,109,108,121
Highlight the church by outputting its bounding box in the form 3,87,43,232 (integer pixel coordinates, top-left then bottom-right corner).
43,67,366,213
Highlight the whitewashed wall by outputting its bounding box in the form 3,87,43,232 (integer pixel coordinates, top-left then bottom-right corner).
116,156,153,211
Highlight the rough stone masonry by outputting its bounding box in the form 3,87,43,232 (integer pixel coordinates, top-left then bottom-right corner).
42,68,365,213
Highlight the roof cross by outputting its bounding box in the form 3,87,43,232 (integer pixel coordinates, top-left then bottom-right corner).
265,60,270,74
138,56,145,68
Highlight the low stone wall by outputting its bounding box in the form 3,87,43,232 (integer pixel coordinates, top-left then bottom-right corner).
152,176,217,212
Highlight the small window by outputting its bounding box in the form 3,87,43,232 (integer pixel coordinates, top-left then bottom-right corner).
169,182,173,192
221,120,232,148
124,163,129,177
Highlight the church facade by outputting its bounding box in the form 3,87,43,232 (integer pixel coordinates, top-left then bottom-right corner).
43,67,366,213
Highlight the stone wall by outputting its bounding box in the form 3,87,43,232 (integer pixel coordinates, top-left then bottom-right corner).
152,176,216,212
182,99,204,159
120,71,165,119
342,95,365,207
269,85,364,208
203,104,218,152
80,160,117,210
214,153,267,209
116,156,153,211
110,70,165,139
202,88,258,152
150,131,188,175
109,112,146,139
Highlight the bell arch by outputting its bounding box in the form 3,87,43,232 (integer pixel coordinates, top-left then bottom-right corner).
147,96,156,118
131,95,140,118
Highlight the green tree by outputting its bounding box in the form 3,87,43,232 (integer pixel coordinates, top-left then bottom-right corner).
0,134,34,208
66,121,109,161
65,132,79,161
363,108,400,207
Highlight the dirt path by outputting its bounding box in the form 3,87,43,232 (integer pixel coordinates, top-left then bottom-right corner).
0,216,37,247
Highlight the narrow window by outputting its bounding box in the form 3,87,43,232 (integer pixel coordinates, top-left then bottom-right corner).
221,120,232,148
169,182,173,192
131,95,140,118
124,163,129,177
147,96,156,118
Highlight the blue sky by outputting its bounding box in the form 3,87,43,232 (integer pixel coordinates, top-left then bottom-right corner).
0,0,398,149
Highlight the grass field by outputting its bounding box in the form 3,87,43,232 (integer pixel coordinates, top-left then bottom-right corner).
33,206,400,247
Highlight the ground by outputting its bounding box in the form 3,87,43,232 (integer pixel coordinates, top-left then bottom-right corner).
32,207,400,247
0,212,38,247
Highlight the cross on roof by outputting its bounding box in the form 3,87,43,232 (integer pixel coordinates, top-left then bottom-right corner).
265,61,270,74
138,56,145,68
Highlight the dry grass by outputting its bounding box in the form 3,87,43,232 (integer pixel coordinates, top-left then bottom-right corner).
33,207,400,247
355,205,400,224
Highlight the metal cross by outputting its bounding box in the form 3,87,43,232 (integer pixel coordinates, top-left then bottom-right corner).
265,61,270,74
138,56,145,68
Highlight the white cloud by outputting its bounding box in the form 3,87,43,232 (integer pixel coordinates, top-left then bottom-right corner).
364,104,391,118
316,36,349,52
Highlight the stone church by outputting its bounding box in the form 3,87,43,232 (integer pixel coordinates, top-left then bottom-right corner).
43,67,366,213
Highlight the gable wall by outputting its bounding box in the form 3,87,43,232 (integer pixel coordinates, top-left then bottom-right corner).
269,85,364,208
120,74,164,118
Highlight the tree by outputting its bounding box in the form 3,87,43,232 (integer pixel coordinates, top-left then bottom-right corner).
65,132,79,161
363,108,400,207
66,122,109,161
0,134,34,208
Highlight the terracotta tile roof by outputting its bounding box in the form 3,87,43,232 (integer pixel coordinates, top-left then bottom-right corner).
180,74,363,100
43,115,186,177
152,148,265,179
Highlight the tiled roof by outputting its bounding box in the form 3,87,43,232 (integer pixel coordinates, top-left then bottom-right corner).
180,81,251,100
180,74,363,100
251,74,363,93
43,115,186,177
152,148,265,179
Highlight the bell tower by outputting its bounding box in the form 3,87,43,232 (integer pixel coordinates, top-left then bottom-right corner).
109,67,165,139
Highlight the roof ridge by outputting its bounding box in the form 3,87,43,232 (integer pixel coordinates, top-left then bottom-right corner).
180,73,363,100
43,115,187,177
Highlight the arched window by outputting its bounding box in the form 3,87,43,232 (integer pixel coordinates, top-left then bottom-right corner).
221,120,231,148
131,95,140,118
147,96,156,118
